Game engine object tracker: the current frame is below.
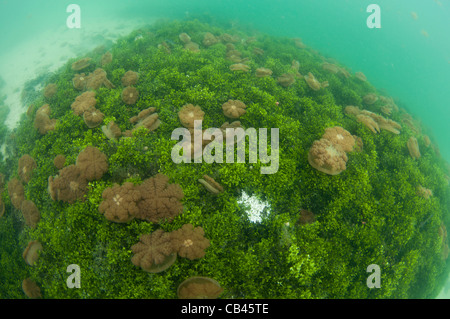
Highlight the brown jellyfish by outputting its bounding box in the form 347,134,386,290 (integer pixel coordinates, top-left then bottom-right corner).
220,120,242,132
297,209,316,226
202,32,218,46
43,83,57,98
18,154,37,183
308,138,348,175
277,73,296,87
100,51,112,66
130,107,161,132
22,240,43,266
375,116,402,135
363,93,378,105
225,43,235,51
76,146,108,181
355,72,367,82
177,276,224,299
322,62,340,74
178,104,205,128
21,200,40,229
226,49,242,62
416,185,432,199
179,32,191,44
34,102,51,117
293,37,306,48
338,68,351,79
48,165,88,203
85,68,115,90
244,36,257,45
98,182,141,223
53,154,66,169
101,121,122,140
253,47,264,55
71,57,92,71
122,86,139,105
407,136,421,159
380,105,393,116
219,120,246,146
184,42,200,53
34,104,58,134
221,33,240,43
0,197,5,219
379,96,399,112
291,60,301,72
222,99,246,119
71,91,97,116
229,55,250,65
402,114,421,134
344,105,362,116
356,114,380,134
304,72,328,91
322,126,356,153
171,223,210,260
229,63,250,72
158,41,171,54
353,135,364,153
121,70,139,87
135,174,184,223
198,175,224,194
255,67,273,78
129,107,156,124
423,135,431,148
0,172,4,190
439,223,447,244
131,229,177,273
135,113,160,132
26,104,35,118
83,107,104,128
8,177,25,210
22,278,42,299
72,73,87,91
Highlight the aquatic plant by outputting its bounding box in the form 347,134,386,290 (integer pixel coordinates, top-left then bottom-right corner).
0,19,449,299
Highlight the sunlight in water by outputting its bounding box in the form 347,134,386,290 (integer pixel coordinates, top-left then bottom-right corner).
237,191,271,223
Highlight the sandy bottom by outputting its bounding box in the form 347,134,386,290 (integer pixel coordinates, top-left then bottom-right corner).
0,16,156,130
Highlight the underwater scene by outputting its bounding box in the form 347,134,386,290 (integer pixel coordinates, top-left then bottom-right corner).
0,0,449,300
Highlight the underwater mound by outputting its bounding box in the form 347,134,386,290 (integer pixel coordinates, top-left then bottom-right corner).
0,19,449,299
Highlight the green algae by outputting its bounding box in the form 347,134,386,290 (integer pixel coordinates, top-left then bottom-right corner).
0,19,449,299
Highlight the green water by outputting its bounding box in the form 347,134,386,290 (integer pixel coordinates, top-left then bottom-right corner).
2,0,447,158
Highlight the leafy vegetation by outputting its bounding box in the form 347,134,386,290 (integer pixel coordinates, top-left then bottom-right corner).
0,19,449,299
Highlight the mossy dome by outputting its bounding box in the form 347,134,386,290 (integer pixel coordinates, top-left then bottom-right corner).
0,19,449,299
